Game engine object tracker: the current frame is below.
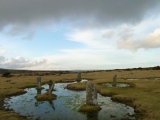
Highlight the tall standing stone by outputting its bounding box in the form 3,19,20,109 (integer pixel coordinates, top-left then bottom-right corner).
37,76,41,89
76,72,81,82
112,75,117,87
86,81,98,105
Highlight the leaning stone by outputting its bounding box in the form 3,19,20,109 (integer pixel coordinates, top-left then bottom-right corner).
47,80,55,94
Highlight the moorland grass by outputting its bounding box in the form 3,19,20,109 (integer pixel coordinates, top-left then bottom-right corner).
0,70,160,119
79,104,101,112
35,93,57,101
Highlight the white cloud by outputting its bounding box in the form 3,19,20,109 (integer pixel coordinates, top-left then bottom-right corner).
40,48,149,70
66,29,116,49
118,28,160,51
0,56,47,69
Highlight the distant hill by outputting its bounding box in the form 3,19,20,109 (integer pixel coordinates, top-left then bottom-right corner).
0,66,160,75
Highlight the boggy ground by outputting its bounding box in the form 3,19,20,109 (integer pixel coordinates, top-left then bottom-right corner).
0,70,160,120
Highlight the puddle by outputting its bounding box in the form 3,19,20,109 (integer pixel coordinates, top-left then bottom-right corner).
103,83,130,87
127,78,160,80
3,82,135,120
149,78,160,80
127,79,139,81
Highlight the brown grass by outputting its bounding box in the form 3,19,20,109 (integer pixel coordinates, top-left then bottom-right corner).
0,70,160,119
67,82,86,91
35,93,57,101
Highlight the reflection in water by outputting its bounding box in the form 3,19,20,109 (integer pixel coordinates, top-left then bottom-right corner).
37,89,42,94
3,81,135,120
48,101,55,110
87,112,98,120
35,101,55,111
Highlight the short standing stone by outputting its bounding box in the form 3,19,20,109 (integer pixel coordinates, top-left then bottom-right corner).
37,76,41,89
112,75,117,87
76,72,81,82
86,81,98,105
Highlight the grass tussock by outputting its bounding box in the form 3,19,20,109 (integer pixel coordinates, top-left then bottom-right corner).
79,104,101,112
0,110,26,120
67,82,86,91
35,93,57,101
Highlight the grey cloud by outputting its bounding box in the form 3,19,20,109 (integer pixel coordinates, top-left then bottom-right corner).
0,0,160,36
102,31,115,39
0,56,47,69
117,25,134,39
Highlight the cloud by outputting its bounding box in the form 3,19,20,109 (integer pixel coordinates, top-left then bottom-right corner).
118,28,160,51
0,56,47,69
66,29,116,49
42,48,138,70
0,0,160,37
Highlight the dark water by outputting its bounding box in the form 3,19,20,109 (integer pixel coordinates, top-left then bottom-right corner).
3,81,135,120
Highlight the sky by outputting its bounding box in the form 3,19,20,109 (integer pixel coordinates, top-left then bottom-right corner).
0,0,160,70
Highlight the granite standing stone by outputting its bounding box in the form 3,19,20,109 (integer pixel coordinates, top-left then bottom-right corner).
86,81,98,105
37,76,41,89
76,72,81,82
112,75,117,87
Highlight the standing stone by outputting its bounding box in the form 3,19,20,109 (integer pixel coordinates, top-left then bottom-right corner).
86,81,98,105
37,76,41,89
47,80,55,94
112,75,117,87
76,72,81,82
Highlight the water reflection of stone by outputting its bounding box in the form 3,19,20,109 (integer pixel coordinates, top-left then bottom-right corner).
86,112,98,120
48,101,55,110
36,89,42,94
35,101,55,110
35,101,39,107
